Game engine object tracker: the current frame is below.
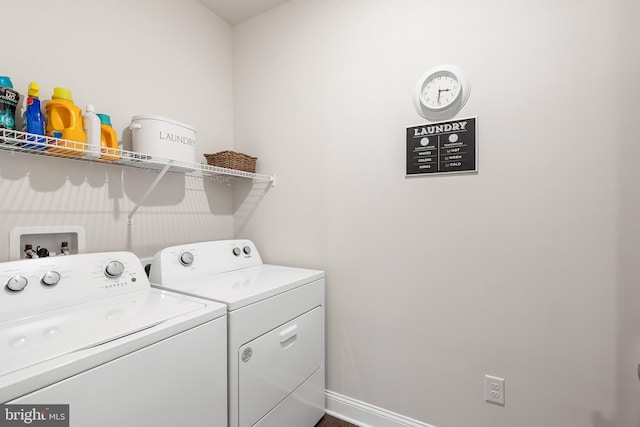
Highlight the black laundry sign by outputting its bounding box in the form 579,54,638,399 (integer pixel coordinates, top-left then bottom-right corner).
406,117,477,176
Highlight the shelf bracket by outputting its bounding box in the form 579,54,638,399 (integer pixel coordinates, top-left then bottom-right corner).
234,179,274,236
127,162,173,225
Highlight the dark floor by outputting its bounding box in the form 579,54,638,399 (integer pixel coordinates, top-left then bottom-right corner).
315,414,359,427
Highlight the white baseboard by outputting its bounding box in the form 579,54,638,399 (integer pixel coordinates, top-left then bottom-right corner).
325,390,437,427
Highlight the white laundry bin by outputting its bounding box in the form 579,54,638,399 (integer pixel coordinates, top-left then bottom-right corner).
129,115,197,169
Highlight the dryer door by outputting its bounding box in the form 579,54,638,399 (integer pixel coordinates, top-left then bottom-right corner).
238,306,322,427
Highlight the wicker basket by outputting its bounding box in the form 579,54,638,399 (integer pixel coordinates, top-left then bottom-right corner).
204,151,257,173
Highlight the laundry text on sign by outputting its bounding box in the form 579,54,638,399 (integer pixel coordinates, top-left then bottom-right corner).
412,120,468,137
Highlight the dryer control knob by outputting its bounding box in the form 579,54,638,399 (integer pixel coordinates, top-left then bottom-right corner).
232,247,242,256
243,246,252,255
105,261,125,278
41,271,61,287
179,252,194,266
6,275,28,292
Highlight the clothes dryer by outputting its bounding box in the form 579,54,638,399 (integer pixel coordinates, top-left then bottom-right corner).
149,239,325,427
0,252,227,427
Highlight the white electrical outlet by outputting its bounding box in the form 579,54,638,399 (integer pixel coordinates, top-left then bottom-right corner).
484,375,505,405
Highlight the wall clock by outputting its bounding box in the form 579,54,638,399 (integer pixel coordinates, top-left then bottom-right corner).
413,64,470,121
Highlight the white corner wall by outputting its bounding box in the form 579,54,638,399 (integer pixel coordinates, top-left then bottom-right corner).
0,0,235,260
233,1,638,426
615,0,640,426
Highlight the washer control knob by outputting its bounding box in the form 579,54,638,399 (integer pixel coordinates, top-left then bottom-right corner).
232,247,242,257
41,271,61,287
105,261,125,278
243,246,252,255
179,252,194,266
6,275,28,292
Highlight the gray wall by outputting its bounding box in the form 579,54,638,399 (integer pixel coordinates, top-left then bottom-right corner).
233,0,639,426
1,0,235,260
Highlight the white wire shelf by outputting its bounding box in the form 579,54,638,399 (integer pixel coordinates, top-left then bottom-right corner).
0,128,275,224
0,128,275,183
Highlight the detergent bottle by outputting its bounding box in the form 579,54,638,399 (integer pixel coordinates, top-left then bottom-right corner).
0,76,20,141
45,87,86,155
22,82,46,149
82,104,101,160
96,113,120,161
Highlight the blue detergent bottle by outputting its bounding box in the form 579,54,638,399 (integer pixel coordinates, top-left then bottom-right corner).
22,82,46,148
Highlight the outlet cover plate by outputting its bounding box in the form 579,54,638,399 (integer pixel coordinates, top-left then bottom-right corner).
485,375,505,405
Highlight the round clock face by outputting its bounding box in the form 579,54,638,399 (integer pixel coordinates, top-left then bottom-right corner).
421,73,460,108
414,65,470,121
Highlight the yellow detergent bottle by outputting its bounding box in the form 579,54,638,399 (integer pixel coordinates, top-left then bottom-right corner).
45,87,86,155
96,113,120,161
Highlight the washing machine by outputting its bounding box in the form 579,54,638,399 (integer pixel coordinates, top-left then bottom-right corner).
0,251,227,427
149,239,325,427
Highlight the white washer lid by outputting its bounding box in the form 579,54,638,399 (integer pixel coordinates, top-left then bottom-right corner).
0,288,215,377
154,265,324,311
